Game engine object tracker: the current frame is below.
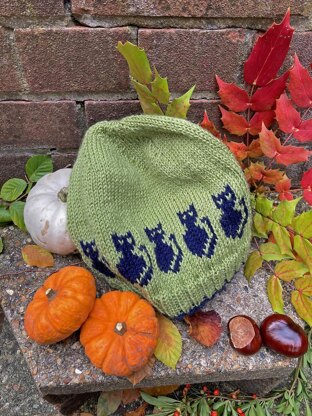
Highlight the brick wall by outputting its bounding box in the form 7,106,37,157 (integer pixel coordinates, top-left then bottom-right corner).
0,1,311,183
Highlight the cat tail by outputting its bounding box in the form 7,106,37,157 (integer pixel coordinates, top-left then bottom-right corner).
138,244,153,286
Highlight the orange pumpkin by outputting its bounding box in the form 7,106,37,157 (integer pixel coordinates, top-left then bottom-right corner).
80,291,159,377
24,266,96,344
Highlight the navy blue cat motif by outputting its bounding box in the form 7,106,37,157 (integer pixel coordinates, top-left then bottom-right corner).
112,231,153,286
212,184,248,239
177,204,217,258
80,240,116,278
145,223,183,273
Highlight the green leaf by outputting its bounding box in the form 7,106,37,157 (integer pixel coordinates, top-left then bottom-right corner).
255,402,266,416
25,155,53,182
255,196,273,217
0,178,27,202
0,237,3,254
305,399,312,416
0,207,11,223
154,314,182,369
274,260,309,282
97,391,122,416
253,212,268,237
165,85,195,119
291,290,312,326
199,398,209,416
293,211,312,239
9,201,26,231
151,67,170,105
271,223,294,257
295,276,312,296
244,251,263,282
272,198,301,226
267,275,284,314
248,405,257,416
117,41,152,84
293,235,312,274
259,242,292,261
132,79,164,115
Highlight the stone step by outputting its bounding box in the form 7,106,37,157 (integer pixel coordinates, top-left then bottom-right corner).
0,226,299,398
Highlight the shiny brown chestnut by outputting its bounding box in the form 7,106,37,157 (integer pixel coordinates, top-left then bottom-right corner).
260,314,308,358
228,315,262,355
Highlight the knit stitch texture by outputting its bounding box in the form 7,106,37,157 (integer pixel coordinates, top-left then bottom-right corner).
67,115,252,318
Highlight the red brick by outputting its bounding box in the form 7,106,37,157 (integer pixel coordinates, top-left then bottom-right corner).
71,0,307,19
15,28,135,93
85,100,142,126
0,28,21,92
138,29,250,93
85,99,221,127
0,151,78,185
0,101,82,149
290,32,312,69
0,0,65,18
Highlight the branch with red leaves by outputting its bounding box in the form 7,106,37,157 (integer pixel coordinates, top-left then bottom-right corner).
201,9,312,205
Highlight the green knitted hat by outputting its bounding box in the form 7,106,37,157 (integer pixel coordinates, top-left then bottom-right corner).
67,115,251,318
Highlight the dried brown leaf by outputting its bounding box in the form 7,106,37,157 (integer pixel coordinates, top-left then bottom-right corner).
184,310,222,347
21,244,54,268
127,356,155,386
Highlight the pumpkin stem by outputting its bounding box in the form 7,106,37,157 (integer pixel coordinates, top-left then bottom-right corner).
114,322,127,335
57,187,68,203
45,288,56,300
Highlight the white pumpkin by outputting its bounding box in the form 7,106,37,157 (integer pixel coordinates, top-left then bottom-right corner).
24,168,76,255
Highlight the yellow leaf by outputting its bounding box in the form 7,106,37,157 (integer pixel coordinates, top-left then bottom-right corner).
154,314,182,369
291,290,312,326
21,244,54,268
267,275,284,314
294,235,312,274
244,251,263,282
271,223,294,257
274,260,309,282
295,276,312,296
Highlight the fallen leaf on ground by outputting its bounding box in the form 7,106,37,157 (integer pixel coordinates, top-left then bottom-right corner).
97,390,122,416
154,313,182,369
21,244,54,267
141,385,179,396
125,402,148,416
127,357,155,386
121,388,141,405
184,310,222,347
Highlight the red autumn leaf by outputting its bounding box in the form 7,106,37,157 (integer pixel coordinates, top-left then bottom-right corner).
216,75,249,112
244,9,294,86
301,168,312,205
245,162,285,185
250,72,289,111
275,93,301,133
184,310,222,347
259,124,311,165
226,141,248,161
288,54,312,107
247,138,264,158
201,110,222,139
249,110,275,135
220,106,249,135
275,177,293,201
293,118,312,142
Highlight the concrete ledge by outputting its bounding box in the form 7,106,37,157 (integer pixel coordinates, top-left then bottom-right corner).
0,226,298,397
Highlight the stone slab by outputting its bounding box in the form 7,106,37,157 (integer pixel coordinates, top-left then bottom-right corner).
0,226,299,396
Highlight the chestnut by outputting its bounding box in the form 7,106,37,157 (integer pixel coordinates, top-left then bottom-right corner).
228,315,262,355
260,314,308,358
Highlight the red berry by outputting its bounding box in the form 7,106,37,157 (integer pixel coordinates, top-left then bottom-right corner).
210,411,218,416
203,385,208,392
213,389,220,396
185,384,191,389
173,411,180,416
237,409,243,414
252,394,257,399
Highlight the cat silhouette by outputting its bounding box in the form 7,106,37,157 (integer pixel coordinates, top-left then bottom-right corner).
177,203,217,258
80,240,115,277
145,223,183,273
112,231,153,286
212,184,248,239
